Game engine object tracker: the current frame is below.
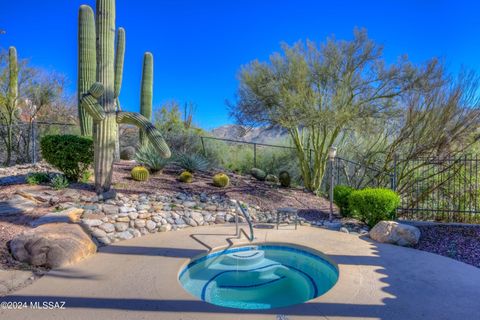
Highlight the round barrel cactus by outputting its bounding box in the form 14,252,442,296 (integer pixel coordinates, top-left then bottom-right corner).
279,171,291,188
213,173,230,188
179,171,193,183
131,166,149,181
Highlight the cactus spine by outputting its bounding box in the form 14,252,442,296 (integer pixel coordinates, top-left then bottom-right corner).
78,0,170,193
3,46,18,165
139,52,153,145
78,5,96,136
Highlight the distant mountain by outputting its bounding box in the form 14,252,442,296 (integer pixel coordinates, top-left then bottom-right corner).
210,125,288,144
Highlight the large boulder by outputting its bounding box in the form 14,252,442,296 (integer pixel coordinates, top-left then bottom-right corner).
10,223,97,268
120,146,136,160
30,207,84,227
369,221,421,247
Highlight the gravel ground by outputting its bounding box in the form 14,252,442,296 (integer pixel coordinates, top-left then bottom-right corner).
415,225,480,268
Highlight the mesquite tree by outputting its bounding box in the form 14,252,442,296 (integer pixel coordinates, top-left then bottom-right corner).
0,47,18,165
78,0,170,193
231,29,439,193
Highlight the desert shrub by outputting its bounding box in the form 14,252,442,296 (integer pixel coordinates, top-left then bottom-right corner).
40,135,93,181
131,166,150,181
135,144,169,172
279,171,291,187
265,174,279,183
26,172,50,185
179,171,193,183
251,168,267,181
174,153,210,173
51,174,69,190
80,170,92,184
120,146,136,160
348,188,400,228
334,185,355,217
213,173,230,188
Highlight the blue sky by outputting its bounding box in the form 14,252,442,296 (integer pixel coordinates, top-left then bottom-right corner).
1,0,479,129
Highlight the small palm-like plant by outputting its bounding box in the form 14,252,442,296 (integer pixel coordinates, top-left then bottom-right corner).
134,144,170,173
174,153,210,173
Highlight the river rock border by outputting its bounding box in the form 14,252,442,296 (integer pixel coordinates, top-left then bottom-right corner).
78,191,368,246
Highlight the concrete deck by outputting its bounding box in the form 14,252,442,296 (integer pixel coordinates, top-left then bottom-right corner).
1,225,480,320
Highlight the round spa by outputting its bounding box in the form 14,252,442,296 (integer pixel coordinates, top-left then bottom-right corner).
178,244,339,309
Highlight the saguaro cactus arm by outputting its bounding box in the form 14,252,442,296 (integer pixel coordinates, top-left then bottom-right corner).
78,5,96,136
139,52,153,145
117,111,171,158
81,83,107,122
8,46,18,106
114,27,125,101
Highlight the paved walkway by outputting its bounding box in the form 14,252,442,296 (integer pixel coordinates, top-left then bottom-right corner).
1,225,480,320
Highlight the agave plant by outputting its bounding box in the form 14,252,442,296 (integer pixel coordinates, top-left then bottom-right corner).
134,144,170,173
174,153,210,173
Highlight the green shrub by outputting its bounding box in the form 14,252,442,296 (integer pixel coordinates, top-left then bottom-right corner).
179,171,193,183
26,172,50,185
348,188,400,228
131,166,150,181
80,170,92,184
213,173,229,188
51,174,69,190
40,135,93,181
334,185,355,216
135,144,169,172
174,153,210,173
279,171,291,187
251,168,267,181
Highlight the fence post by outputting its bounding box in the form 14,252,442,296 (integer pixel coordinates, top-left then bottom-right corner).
31,121,37,164
328,147,337,222
391,154,398,191
200,136,206,156
253,143,257,168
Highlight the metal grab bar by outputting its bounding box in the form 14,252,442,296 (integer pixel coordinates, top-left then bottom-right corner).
231,199,254,241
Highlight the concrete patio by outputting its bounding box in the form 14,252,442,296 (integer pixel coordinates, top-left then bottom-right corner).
1,224,479,320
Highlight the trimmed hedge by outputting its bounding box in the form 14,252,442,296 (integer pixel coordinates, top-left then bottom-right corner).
334,185,355,217
348,188,400,228
40,135,93,182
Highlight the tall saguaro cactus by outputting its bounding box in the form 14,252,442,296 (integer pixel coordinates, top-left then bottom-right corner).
2,46,19,165
139,52,153,145
78,0,170,193
78,5,96,136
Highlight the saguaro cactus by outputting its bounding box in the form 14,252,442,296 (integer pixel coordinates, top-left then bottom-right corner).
2,46,19,165
78,5,96,136
139,52,153,145
78,0,170,193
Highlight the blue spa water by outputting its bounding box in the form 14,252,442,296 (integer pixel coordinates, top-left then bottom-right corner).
178,245,339,309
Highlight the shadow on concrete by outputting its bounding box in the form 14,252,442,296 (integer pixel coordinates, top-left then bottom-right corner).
99,245,205,258
2,235,480,319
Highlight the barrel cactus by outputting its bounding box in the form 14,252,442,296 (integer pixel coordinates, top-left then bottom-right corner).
179,171,193,183
213,173,230,188
251,168,266,181
77,0,170,193
131,166,149,181
279,171,291,188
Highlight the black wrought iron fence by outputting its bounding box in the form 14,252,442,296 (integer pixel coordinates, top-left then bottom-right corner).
395,155,480,223
0,122,79,166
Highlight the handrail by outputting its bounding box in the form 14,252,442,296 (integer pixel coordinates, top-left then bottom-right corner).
231,199,254,241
